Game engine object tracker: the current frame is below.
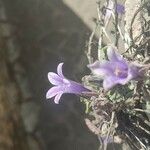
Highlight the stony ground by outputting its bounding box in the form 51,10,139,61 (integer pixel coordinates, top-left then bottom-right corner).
2,0,100,150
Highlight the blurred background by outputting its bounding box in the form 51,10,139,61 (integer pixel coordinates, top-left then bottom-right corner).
0,0,99,150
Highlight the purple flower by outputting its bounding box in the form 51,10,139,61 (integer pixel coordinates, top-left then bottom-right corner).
46,63,90,104
100,136,113,144
88,46,142,91
116,4,125,14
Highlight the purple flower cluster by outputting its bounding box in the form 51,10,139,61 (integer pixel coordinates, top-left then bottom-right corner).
46,47,142,103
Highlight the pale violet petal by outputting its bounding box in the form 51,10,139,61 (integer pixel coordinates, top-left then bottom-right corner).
107,46,122,61
48,72,63,85
117,65,139,85
87,61,100,69
117,74,133,85
103,73,132,90
57,63,64,77
128,63,141,78
88,61,113,77
103,76,118,90
116,4,125,14
54,92,63,104
63,78,70,84
46,86,62,99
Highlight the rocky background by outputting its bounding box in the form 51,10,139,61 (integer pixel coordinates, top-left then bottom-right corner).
0,0,100,150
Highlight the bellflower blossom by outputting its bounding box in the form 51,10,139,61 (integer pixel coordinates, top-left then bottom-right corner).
116,4,125,14
88,46,142,91
46,63,90,104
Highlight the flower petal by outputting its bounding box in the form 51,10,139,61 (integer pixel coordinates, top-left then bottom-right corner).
116,4,125,14
103,76,119,90
100,136,113,144
88,61,113,77
113,61,128,78
54,92,63,104
128,63,141,78
67,80,90,94
118,63,141,85
46,86,63,99
57,63,64,78
107,46,122,61
48,72,63,85
103,64,140,90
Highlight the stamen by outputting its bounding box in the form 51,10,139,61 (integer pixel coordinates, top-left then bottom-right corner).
114,67,122,76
